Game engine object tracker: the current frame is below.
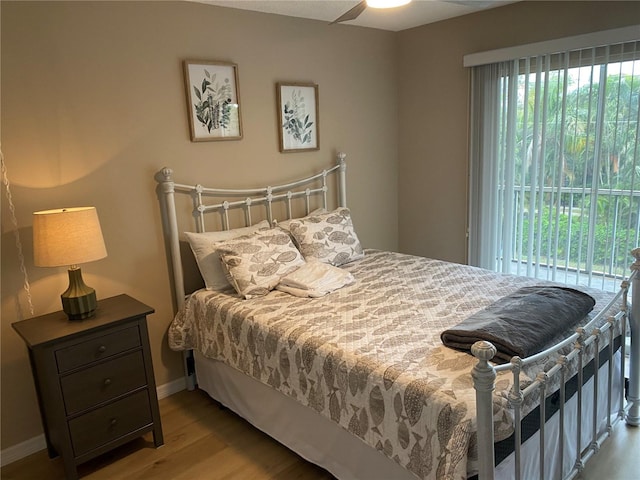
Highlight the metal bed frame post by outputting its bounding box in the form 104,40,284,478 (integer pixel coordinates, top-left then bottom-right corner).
337,152,347,208
158,167,197,390
159,167,186,308
628,248,640,426
471,341,497,480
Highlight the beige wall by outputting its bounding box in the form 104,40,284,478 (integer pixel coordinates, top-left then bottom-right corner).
397,1,640,264
0,1,398,450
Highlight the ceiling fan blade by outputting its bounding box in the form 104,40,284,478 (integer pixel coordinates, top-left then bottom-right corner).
330,0,368,24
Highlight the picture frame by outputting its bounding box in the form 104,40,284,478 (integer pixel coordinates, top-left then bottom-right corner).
276,82,319,152
183,60,242,142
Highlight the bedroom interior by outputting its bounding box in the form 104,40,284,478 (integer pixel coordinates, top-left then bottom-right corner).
2,1,640,479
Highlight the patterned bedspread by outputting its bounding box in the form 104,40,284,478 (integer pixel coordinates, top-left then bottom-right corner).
168,250,618,480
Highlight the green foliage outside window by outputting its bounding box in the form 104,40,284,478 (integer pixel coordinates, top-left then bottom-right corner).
503,60,640,278
514,200,638,277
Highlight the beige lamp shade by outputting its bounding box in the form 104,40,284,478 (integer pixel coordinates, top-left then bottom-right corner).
33,207,107,267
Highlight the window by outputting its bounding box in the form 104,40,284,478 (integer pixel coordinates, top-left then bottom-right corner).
469,40,640,291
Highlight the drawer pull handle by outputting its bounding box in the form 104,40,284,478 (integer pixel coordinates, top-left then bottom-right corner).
103,378,112,387
109,418,118,427
97,345,107,353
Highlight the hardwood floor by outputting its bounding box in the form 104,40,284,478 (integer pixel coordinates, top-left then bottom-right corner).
579,421,640,480
2,388,639,480
1,389,333,480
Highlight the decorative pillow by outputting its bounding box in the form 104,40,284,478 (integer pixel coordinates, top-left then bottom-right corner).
218,227,305,299
184,220,270,291
288,207,364,266
274,207,327,231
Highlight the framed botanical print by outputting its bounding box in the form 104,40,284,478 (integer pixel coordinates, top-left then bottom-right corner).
277,82,319,152
183,60,242,141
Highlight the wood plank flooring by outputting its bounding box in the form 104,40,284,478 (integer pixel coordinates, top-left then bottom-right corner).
1,389,333,480
2,388,639,479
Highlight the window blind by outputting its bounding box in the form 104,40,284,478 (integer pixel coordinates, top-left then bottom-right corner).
469,40,640,291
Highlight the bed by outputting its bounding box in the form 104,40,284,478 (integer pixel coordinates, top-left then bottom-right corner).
156,153,640,480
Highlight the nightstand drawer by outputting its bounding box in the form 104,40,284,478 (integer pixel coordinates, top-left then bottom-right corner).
61,351,147,415
56,326,141,373
69,390,152,457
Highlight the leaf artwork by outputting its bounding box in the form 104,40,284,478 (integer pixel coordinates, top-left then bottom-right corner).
192,69,234,133
282,88,314,145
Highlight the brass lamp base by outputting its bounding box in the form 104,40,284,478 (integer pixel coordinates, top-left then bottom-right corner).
61,267,97,320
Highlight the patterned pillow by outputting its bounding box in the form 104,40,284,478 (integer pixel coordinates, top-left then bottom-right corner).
288,207,364,266
218,228,305,299
184,220,270,291
274,207,327,231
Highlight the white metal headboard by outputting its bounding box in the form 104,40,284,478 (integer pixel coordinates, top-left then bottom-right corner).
156,152,347,310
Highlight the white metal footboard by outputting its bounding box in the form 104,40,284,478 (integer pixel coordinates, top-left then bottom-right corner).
473,250,640,480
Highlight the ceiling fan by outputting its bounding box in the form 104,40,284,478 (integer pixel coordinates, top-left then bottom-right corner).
331,0,411,25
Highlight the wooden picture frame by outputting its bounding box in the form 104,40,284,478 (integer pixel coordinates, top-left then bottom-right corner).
276,82,319,152
183,60,242,141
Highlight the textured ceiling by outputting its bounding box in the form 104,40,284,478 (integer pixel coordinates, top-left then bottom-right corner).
194,0,515,32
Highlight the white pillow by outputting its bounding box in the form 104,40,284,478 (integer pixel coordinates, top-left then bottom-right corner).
184,220,270,291
218,227,305,299
288,207,364,266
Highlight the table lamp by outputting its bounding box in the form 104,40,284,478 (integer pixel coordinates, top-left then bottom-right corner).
33,207,107,320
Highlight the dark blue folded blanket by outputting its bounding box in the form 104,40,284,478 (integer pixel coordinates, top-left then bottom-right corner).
440,286,596,363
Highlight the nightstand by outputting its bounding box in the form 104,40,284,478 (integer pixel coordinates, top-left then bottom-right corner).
12,294,163,479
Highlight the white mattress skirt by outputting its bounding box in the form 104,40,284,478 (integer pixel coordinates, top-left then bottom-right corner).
194,350,623,480
194,350,416,480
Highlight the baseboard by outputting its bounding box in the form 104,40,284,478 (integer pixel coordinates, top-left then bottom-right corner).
0,378,187,467
157,376,187,399
0,434,46,467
